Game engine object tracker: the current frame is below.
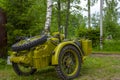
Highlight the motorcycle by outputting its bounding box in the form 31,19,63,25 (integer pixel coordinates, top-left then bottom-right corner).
10,32,92,80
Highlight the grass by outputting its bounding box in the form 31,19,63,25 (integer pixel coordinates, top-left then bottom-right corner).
0,55,120,80
0,64,60,80
76,55,120,80
93,40,120,53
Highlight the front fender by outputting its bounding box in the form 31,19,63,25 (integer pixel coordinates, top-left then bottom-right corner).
52,41,83,65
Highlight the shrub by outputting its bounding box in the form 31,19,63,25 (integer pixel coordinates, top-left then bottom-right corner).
76,27,100,47
0,58,6,65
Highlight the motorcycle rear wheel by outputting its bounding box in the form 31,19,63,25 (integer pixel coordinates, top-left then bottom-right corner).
12,62,37,76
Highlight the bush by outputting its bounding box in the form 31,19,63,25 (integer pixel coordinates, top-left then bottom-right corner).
76,27,100,47
0,58,6,65
93,40,120,52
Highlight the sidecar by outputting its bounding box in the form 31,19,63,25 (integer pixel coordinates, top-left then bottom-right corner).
10,32,92,79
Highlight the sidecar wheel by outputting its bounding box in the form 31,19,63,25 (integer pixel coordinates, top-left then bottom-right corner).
55,45,82,80
12,62,37,76
12,35,48,51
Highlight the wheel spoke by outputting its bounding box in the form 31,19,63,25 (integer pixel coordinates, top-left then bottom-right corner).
61,51,77,75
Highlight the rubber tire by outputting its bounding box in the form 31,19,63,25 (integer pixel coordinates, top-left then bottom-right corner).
12,35,48,51
12,62,37,76
55,45,82,80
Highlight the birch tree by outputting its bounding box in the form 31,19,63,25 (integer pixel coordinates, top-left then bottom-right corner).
44,0,52,33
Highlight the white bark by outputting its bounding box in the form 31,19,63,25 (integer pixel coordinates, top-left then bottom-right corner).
44,0,52,32
100,0,103,49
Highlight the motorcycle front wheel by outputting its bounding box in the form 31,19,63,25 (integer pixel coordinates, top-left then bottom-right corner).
12,62,37,76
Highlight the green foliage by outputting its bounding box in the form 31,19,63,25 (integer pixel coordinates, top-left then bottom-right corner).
27,0,46,35
87,29,100,47
0,0,47,47
51,0,83,38
94,40,120,52
103,0,120,39
91,13,100,28
5,0,33,29
114,25,120,40
3,0,33,46
76,27,100,47
0,1,3,7
0,0,91,48
0,0,120,51
103,40,120,51
0,58,6,65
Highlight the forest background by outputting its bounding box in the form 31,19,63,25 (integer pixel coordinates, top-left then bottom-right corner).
0,0,120,52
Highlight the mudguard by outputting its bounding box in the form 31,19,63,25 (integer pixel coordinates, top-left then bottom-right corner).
52,41,83,65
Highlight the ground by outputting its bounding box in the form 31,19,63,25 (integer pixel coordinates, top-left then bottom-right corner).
0,53,120,80
76,53,120,80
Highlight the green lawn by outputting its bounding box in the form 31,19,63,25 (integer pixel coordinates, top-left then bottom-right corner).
0,65,60,80
76,54,120,80
0,54,120,80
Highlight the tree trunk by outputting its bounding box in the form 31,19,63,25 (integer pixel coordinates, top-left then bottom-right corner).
65,0,70,38
0,8,7,59
88,0,91,28
44,0,52,33
58,0,61,33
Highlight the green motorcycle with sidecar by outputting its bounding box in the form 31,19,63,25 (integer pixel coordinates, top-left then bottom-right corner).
10,32,92,80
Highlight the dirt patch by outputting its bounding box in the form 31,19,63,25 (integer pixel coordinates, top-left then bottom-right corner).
91,53,120,57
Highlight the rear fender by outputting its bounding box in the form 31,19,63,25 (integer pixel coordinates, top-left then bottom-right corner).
52,41,83,65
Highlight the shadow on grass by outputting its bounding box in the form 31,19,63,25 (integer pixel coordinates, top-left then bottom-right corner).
34,67,60,80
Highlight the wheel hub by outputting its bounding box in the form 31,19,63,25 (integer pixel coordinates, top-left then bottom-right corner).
65,57,73,68
61,52,76,75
